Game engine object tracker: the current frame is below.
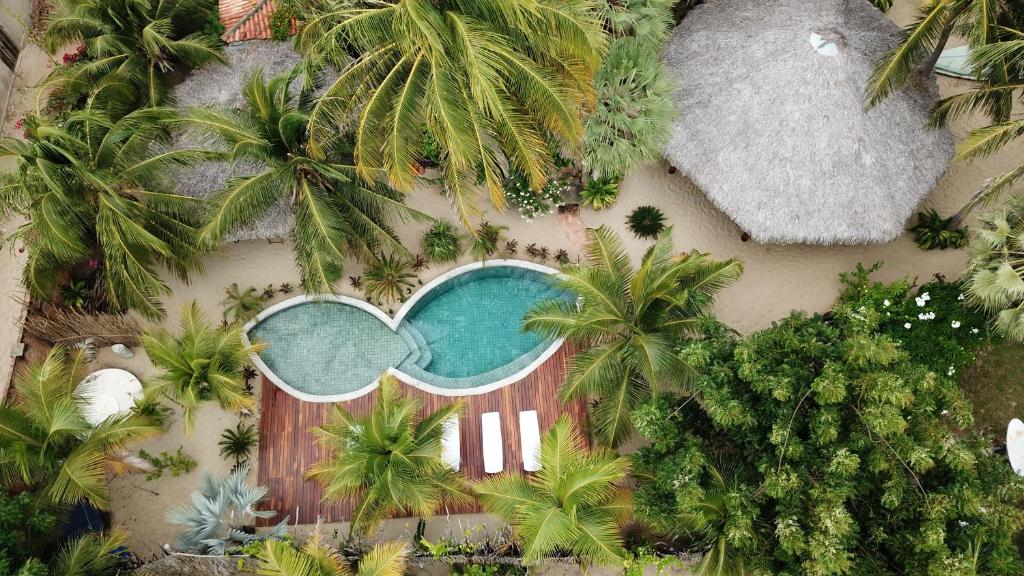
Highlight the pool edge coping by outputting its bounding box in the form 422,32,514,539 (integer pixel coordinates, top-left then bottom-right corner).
242,259,565,403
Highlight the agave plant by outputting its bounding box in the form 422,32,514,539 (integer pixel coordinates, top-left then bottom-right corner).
296,0,607,225
524,226,742,446
42,0,224,109
306,375,470,536
141,301,263,433
474,416,632,566
0,107,212,320
364,253,417,304
259,523,408,576
965,195,1024,341
166,464,287,554
219,422,259,467
0,347,162,509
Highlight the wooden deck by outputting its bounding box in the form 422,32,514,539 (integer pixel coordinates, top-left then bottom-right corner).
255,344,585,525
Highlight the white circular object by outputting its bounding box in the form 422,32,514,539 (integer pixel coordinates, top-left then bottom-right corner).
77,368,144,426
1007,418,1024,476
809,32,839,57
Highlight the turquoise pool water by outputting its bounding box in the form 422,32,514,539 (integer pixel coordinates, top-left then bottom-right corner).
248,265,570,396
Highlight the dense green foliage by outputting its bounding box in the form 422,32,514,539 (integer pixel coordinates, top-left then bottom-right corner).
42,0,224,110
0,109,211,320
296,0,606,226
142,301,259,432
580,176,621,210
504,174,568,221
632,269,1024,575
469,222,508,260
965,195,1024,341
0,491,59,574
422,221,463,263
911,209,969,250
260,528,408,576
307,375,469,536
475,417,631,565
16,530,133,576
524,226,741,446
184,67,422,294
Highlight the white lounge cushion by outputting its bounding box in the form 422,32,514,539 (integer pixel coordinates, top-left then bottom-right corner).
481,412,503,473
1008,418,1024,476
442,415,461,471
519,410,541,472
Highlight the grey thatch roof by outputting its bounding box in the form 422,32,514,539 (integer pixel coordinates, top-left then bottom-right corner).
167,40,304,242
662,0,954,245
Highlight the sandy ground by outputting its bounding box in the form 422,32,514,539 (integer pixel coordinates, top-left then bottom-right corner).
1,0,1023,560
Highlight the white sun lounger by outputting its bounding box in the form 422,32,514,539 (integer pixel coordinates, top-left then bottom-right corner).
442,415,461,471
481,412,503,473
519,410,541,472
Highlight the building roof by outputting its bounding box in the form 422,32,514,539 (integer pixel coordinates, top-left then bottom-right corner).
220,0,285,43
662,0,955,245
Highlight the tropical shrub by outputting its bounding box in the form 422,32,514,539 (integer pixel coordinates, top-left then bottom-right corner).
142,301,261,432
364,253,417,304
296,0,607,225
167,464,287,554
627,205,666,239
579,176,621,210
469,222,508,261
599,0,674,42
0,490,60,573
259,526,408,576
475,416,631,566
18,530,136,576
219,421,259,466
633,276,1024,575
503,174,568,221
184,67,422,294
42,0,224,109
0,347,162,509
583,37,674,180
307,375,469,536
911,208,969,250
965,196,1024,341
222,283,263,324
137,446,197,481
422,221,462,263
524,226,741,446
0,109,211,320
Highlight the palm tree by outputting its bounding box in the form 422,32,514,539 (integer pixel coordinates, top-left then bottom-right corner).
222,283,264,324
474,416,632,566
219,421,259,466
259,523,408,576
296,0,607,225
674,462,756,576
364,253,418,305
0,347,162,509
42,0,224,109
183,67,424,294
524,226,742,447
35,529,131,575
141,301,262,433
965,194,1024,341
306,375,469,536
0,106,212,320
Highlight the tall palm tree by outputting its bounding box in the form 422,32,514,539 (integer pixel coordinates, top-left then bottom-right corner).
0,105,212,320
673,462,756,576
183,67,424,294
965,194,1024,341
524,226,742,447
474,416,632,566
0,347,162,509
219,421,259,467
42,0,224,109
296,0,607,225
141,301,262,433
259,523,408,576
306,375,469,536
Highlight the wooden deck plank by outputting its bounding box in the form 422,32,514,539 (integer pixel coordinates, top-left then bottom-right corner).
256,344,585,525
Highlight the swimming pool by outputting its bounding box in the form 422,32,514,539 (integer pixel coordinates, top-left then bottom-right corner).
244,261,570,401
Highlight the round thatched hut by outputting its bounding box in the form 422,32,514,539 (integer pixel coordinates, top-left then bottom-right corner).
662,0,954,245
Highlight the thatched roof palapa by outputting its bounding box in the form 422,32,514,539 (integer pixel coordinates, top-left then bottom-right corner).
662,0,954,245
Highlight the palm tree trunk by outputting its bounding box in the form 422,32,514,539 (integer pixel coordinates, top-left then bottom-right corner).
920,17,958,76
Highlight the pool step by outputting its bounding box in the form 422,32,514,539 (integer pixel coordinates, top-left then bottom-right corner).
397,325,433,369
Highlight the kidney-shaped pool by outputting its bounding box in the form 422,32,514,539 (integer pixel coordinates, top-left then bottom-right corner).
244,261,571,401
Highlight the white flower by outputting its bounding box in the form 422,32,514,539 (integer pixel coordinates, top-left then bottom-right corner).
958,520,969,527
947,366,956,376
918,312,936,320
921,292,930,301
915,297,926,307
941,410,949,415
951,320,961,329
971,328,980,334
958,293,965,301
904,322,912,329
929,312,936,319
883,299,890,307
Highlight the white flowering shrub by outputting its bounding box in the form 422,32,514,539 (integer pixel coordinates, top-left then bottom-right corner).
503,174,568,221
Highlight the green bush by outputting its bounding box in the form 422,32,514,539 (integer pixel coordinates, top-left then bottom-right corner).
580,176,621,210
910,209,968,250
138,446,198,481
469,221,508,260
627,205,666,239
503,174,568,221
422,221,462,263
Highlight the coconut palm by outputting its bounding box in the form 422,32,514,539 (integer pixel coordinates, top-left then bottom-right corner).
524,226,742,447
674,462,756,576
474,416,632,566
0,347,162,510
183,67,423,294
306,375,469,536
219,421,259,466
41,0,224,109
259,523,408,576
222,283,263,324
364,253,418,305
965,194,1024,341
141,301,262,433
296,0,607,225
35,529,131,575
0,106,212,320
